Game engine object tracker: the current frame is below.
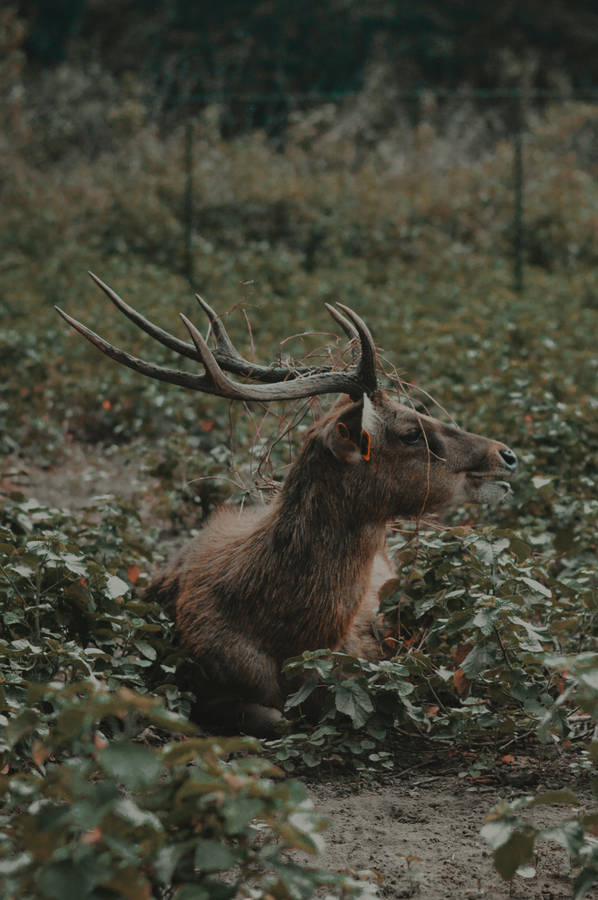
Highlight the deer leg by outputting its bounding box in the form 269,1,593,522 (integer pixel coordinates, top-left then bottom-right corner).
236,702,286,736
228,641,287,737
187,634,286,736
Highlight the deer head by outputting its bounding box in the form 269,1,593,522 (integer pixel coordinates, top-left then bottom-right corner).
305,392,517,523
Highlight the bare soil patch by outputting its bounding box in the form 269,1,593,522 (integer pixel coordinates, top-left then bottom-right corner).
303,772,592,898
1,443,159,511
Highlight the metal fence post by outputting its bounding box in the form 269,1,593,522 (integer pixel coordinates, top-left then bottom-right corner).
184,121,195,287
513,90,524,294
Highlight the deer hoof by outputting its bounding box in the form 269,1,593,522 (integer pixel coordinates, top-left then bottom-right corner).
239,703,288,737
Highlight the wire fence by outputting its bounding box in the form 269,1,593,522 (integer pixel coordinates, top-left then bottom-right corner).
9,75,591,299
170,86,598,297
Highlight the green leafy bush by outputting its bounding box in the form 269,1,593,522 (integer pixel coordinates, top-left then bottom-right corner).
482,654,598,900
0,682,365,900
271,520,595,769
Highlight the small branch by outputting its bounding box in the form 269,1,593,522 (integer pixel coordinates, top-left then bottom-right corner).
34,563,42,642
493,625,514,671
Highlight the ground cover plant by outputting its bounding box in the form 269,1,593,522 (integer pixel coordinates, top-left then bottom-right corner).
2,26,598,895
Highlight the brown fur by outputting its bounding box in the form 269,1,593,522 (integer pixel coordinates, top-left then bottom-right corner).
145,391,516,734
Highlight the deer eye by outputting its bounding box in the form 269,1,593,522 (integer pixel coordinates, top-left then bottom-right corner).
402,427,422,444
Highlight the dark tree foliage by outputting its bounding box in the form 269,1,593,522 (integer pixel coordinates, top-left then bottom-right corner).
20,0,86,64
17,0,598,96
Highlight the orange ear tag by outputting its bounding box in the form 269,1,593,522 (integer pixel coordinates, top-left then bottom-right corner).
361,429,371,461
336,422,350,440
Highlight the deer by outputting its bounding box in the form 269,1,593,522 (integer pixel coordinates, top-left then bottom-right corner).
56,273,518,735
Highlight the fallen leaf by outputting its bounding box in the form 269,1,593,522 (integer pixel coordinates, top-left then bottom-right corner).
454,668,470,696
455,644,473,665
81,828,102,845
127,564,141,584
32,741,51,767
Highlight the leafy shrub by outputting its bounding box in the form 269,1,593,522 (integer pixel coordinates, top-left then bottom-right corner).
0,496,185,717
0,682,365,900
482,654,598,899
271,521,596,769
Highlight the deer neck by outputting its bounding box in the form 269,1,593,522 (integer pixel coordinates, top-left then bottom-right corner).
264,446,385,650
279,442,383,538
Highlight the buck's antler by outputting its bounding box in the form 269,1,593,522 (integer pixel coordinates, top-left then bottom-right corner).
54,273,378,401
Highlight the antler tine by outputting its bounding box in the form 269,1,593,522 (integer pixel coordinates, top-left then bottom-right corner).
331,302,378,394
88,271,200,363
195,293,240,359
325,303,359,342
193,293,292,381
54,305,221,393
179,313,251,400
324,302,360,365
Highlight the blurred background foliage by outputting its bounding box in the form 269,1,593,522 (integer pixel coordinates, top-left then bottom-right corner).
2,2,598,895
16,0,598,98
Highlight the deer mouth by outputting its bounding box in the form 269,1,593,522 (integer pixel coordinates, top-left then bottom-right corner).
465,470,514,502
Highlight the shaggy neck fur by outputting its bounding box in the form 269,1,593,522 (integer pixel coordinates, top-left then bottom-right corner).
238,436,385,660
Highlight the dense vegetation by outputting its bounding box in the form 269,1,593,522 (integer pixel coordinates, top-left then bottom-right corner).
2,9,598,897
18,0,598,100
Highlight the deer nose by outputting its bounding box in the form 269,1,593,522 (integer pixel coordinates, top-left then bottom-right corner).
499,447,517,469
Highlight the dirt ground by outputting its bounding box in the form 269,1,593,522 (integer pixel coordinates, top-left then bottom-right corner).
3,445,596,899
301,771,594,899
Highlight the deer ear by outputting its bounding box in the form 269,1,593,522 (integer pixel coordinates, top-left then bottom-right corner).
324,394,381,464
